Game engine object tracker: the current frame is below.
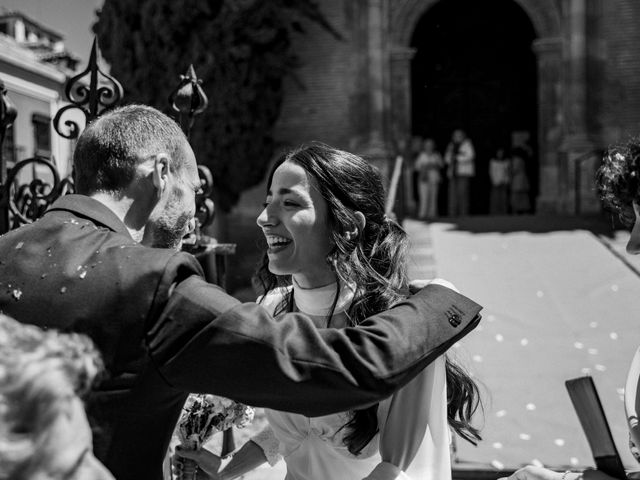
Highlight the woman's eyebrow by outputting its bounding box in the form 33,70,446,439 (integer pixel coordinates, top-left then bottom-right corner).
269,187,305,196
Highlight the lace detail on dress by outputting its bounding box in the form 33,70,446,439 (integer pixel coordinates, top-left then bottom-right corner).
631,434,640,463
252,426,282,466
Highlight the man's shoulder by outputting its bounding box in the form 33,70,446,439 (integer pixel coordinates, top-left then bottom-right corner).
100,242,203,279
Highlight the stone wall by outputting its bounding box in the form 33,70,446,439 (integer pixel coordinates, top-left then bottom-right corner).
601,0,640,144
272,0,359,150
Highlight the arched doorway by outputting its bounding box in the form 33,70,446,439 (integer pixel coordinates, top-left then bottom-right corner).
409,0,538,215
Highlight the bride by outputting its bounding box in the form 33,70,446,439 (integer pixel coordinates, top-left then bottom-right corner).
173,143,482,479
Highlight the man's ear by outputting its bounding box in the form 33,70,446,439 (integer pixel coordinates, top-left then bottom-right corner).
152,154,171,197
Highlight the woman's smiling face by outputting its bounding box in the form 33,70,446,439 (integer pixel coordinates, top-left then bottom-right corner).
256,161,335,288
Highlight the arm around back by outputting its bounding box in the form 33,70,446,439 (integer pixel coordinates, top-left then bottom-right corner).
149,266,482,416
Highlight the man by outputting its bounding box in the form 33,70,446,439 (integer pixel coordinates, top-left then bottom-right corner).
445,128,476,216
0,105,482,480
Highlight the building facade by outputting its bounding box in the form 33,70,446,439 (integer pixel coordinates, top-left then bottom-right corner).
0,11,80,182
270,0,636,215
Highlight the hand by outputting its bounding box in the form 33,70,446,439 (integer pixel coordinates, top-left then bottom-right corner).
497,466,564,480
172,446,222,480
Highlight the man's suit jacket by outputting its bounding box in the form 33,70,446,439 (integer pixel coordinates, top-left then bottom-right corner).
0,195,482,480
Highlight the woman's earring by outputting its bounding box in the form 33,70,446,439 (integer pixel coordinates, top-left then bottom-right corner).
345,228,358,241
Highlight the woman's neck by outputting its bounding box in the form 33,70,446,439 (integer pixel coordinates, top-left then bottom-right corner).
291,270,336,289
291,276,354,318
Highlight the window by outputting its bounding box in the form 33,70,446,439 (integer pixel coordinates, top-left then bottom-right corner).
32,113,51,157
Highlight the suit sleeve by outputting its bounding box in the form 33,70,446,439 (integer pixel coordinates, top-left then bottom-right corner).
146,255,482,417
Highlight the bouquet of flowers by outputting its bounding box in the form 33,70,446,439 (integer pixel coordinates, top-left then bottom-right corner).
177,394,255,451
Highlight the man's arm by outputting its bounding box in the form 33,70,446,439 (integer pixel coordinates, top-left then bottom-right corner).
147,255,482,416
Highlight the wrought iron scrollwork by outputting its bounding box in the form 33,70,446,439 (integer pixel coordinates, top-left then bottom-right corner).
53,37,123,139
168,65,208,139
168,65,215,230
0,156,73,228
196,165,215,228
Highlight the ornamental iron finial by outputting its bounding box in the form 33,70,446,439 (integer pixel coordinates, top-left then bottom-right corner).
53,37,124,139
168,64,209,139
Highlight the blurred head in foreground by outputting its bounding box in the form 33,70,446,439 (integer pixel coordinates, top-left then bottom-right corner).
0,314,113,480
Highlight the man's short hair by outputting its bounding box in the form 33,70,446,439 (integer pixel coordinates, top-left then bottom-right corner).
73,104,189,195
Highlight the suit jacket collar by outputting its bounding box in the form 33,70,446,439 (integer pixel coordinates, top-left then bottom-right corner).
46,194,133,239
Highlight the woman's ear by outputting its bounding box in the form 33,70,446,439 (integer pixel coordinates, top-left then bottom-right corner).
345,211,367,241
354,211,366,232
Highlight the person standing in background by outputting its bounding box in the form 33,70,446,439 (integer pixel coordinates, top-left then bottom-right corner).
416,138,444,219
489,147,511,214
409,135,423,215
510,149,531,214
445,129,476,216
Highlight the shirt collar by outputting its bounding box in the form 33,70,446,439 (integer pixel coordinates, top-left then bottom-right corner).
45,194,133,239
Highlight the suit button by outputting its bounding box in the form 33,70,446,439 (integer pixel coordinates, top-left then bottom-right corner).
448,313,461,327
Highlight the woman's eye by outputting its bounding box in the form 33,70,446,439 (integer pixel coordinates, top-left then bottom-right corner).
283,200,299,207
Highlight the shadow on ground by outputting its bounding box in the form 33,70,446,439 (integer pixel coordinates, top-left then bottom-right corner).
411,213,624,238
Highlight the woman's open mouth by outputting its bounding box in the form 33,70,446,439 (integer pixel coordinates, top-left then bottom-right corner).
265,234,293,253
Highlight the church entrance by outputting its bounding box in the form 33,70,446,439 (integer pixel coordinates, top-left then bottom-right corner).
410,0,538,215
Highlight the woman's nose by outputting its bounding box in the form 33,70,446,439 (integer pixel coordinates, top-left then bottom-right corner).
257,205,276,227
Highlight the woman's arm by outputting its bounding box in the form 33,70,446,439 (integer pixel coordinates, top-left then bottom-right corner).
217,441,269,480
626,347,640,450
363,356,448,479
173,440,269,480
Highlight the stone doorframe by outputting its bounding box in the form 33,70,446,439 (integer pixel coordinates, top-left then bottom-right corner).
387,0,563,212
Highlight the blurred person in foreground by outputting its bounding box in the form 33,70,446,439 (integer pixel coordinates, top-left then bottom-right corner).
0,314,114,480
498,141,640,480
0,105,482,480
173,144,483,479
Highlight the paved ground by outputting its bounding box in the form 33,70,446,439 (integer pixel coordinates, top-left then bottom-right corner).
405,215,640,475
231,214,640,479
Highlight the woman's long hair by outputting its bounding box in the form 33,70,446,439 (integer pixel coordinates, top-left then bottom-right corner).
254,143,482,454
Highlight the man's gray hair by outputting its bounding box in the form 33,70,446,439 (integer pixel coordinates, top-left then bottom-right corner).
73,104,189,194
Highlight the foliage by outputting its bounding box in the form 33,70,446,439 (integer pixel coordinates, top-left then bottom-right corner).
93,0,338,212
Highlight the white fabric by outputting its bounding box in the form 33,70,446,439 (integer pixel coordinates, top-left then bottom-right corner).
251,284,451,480
445,139,475,177
489,158,510,186
252,426,282,466
415,152,443,185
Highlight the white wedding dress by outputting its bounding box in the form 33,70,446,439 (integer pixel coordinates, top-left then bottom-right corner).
251,280,451,480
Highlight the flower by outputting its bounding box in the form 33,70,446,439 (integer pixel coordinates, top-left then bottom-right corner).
177,394,254,450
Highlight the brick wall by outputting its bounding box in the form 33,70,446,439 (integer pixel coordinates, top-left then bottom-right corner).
602,0,640,143
272,0,361,150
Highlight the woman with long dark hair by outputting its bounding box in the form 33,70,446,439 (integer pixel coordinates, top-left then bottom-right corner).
174,143,482,479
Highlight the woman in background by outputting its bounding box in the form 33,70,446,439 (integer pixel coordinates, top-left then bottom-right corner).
415,138,443,219
489,147,511,215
